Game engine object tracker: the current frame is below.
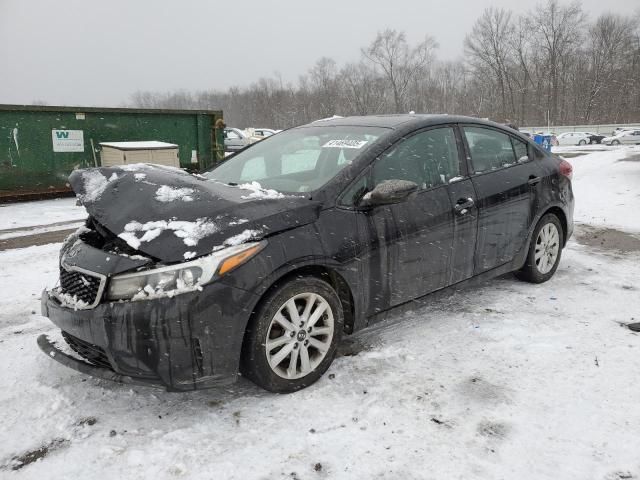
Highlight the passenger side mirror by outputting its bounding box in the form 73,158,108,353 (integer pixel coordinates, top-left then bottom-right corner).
360,179,419,207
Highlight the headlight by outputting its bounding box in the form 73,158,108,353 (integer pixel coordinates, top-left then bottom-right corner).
107,241,265,301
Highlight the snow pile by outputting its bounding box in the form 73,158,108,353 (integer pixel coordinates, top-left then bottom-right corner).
223,229,262,246
154,186,195,203
79,170,117,203
117,163,185,175
238,181,285,200
130,282,203,302
49,288,89,311
569,145,640,233
119,218,218,249
228,219,249,226
133,173,146,182
183,251,197,260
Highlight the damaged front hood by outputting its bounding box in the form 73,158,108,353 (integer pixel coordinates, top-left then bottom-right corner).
69,165,321,263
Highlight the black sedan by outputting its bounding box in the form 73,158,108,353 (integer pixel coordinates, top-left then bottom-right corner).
587,133,606,144
39,115,574,393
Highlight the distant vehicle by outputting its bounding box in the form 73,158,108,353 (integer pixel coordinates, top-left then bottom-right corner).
224,128,251,152
601,130,640,146
252,128,278,138
612,127,639,136
556,132,593,146
586,133,606,144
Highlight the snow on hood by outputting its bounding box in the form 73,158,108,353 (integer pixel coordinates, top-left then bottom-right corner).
155,185,195,202
68,164,321,263
237,181,285,200
78,170,118,203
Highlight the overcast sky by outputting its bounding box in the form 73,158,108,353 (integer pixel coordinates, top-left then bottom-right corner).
1,0,637,107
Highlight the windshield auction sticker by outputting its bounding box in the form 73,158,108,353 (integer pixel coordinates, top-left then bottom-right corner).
322,139,368,149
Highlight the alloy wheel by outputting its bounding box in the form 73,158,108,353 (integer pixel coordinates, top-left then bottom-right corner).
265,293,334,379
535,223,560,274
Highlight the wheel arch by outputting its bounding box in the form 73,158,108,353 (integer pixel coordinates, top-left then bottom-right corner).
513,203,570,270
545,206,568,246
248,263,357,336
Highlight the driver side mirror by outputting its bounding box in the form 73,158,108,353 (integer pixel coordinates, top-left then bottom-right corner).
360,179,419,207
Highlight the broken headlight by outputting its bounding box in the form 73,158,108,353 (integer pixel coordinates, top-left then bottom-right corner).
106,241,265,301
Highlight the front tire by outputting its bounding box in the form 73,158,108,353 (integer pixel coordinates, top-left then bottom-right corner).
516,213,564,283
612,139,621,146
241,277,343,393
578,139,587,146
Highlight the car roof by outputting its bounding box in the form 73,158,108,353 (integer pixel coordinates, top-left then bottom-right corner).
307,114,509,130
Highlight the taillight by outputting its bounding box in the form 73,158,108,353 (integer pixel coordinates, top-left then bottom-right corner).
559,159,573,180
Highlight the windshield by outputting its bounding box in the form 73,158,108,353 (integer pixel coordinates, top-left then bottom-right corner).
205,125,387,193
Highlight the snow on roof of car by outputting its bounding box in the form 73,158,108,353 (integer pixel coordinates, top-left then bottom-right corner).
306,114,494,129
99,141,178,150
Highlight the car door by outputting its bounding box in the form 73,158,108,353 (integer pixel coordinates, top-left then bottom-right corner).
342,126,463,312
224,129,245,150
558,133,570,146
461,125,542,274
622,131,638,144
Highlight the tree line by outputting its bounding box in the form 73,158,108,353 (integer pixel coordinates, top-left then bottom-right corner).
130,0,640,129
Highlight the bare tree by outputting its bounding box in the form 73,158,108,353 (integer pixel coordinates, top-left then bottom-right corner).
584,14,637,122
465,8,516,122
340,62,388,115
129,5,639,130
362,29,438,113
308,57,340,118
529,0,586,124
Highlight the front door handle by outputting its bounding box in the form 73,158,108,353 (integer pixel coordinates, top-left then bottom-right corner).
454,197,474,214
528,175,541,186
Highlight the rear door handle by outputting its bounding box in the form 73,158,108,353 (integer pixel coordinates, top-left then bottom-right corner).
454,198,474,214
528,175,541,186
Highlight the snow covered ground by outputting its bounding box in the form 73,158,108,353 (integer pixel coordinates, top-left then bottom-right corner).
0,147,639,479
0,197,86,230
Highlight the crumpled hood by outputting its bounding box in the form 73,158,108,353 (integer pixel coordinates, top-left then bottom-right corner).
69,164,321,263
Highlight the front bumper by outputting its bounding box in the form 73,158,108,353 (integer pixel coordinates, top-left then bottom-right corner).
39,281,259,391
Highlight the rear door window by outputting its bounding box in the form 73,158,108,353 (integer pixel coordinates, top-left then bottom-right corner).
463,127,517,173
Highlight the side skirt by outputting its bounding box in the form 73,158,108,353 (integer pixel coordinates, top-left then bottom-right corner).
365,261,517,326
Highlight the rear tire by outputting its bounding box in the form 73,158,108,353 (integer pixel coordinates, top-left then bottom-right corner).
578,139,587,145
516,213,564,284
612,139,621,146
241,277,343,393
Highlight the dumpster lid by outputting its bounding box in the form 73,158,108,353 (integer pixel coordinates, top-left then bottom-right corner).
99,141,178,150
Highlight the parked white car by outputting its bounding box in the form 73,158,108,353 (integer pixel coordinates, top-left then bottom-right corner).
252,128,278,138
556,132,593,146
601,130,640,146
223,128,251,152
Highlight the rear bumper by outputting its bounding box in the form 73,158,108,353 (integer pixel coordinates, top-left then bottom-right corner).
39,281,260,391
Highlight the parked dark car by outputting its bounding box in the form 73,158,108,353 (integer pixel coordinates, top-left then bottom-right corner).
39,115,574,393
587,133,606,144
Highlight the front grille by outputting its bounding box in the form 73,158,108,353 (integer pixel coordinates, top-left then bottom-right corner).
62,331,113,370
59,267,102,306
